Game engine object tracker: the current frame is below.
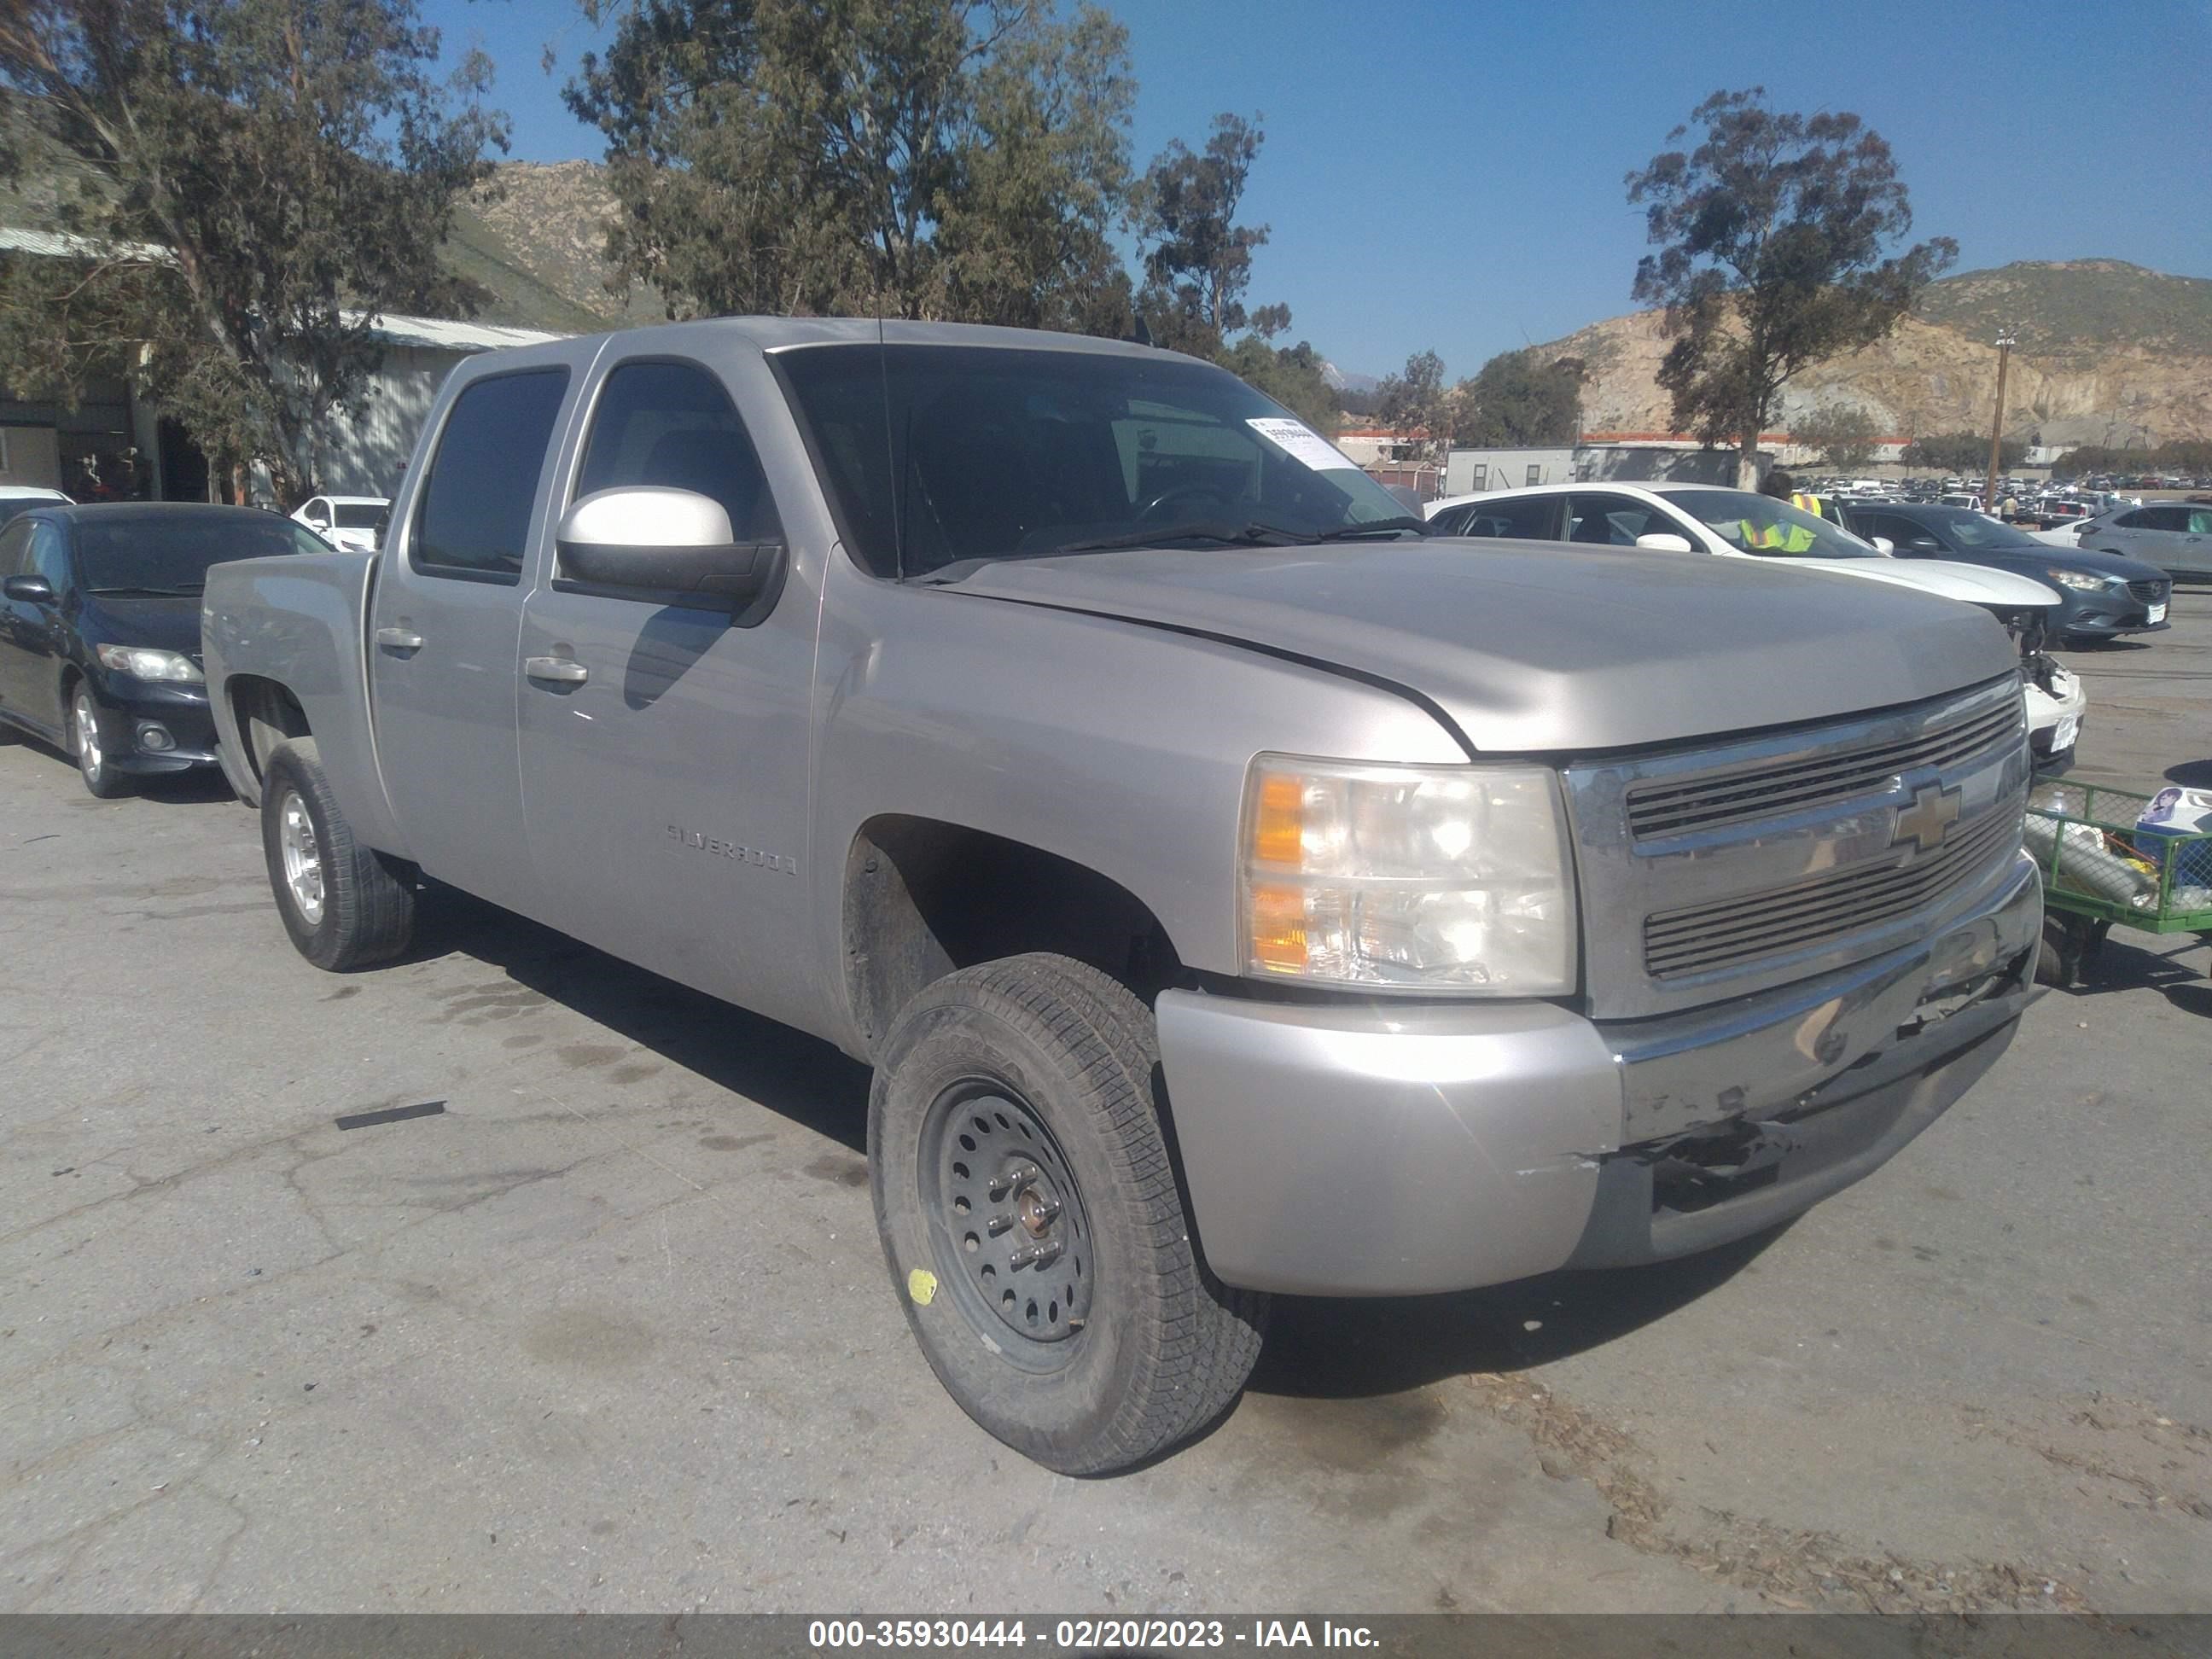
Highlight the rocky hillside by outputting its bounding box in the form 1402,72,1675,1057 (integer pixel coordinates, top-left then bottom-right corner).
451,170,2210,447
459,160,667,328
1539,261,2212,447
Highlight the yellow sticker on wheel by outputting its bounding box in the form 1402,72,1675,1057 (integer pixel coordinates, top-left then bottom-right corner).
907,1267,938,1306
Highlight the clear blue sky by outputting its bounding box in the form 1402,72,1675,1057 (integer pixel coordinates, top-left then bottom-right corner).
429,0,2212,381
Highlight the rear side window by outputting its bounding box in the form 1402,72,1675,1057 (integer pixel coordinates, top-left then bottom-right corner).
1445,495,1561,540
573,359,783,542
413,368,571,581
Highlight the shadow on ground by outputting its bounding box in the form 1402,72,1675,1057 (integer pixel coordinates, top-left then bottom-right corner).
1250,1228,1783,1399
2164,758,2212,789
405,888,874,1153
2,740,237,806
394,888,1803,1400
2064,929,2210,1014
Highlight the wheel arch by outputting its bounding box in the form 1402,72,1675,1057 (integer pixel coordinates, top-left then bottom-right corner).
225,674,312,789
840,815,1185,1062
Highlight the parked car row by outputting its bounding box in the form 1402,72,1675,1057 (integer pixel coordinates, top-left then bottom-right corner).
1424,481,2094,771
0,504,329,795
6,319,2066,1479
2071,500,2212,579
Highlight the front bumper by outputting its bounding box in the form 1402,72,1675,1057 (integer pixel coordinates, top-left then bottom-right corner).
2023,665,2087,773
2057,587,2169,638
1156,854,2041,1295
81,675,219,775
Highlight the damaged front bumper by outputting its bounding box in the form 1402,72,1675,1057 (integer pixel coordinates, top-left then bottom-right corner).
1155,854,2040,1296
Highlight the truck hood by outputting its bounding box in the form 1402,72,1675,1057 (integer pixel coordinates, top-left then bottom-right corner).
943,540,2021,753
1796,557,2062,609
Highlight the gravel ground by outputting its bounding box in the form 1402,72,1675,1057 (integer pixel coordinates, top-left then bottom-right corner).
0,587,2205,1615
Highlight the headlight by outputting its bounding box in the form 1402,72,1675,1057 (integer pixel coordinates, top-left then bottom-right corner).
2042,568,2115,592
1239,755,1578,994
95,644,203,682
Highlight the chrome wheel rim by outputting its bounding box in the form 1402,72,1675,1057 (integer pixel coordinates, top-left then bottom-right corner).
276,789,325,924
73,692,102,783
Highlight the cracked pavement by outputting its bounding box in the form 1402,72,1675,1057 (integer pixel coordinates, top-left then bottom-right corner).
1,591,2207,1614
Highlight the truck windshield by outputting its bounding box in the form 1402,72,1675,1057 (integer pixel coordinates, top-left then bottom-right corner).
774,343,1417,579
1665,488,1883,559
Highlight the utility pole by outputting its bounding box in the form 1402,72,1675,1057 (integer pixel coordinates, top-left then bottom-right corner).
1982,329,2017,515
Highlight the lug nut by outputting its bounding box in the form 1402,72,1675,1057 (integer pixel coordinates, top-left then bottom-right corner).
1009,1239,1063,1271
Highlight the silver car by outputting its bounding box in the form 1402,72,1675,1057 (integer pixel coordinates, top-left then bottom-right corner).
2078,502,2212,579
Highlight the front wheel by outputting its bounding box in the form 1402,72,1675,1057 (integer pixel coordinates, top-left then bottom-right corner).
72,684,130,799
259,737,415,970
870,953,1267,1475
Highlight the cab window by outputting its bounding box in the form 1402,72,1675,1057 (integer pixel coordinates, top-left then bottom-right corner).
412,367,572,581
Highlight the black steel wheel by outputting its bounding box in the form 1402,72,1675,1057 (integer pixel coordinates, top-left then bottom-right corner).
919,1081,1094,1367
870,952,1267,1475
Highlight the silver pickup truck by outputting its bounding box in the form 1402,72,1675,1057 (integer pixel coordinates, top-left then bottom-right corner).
203,319,2042,1474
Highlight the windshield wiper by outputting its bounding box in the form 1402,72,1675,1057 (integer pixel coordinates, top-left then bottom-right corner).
1306,515,1430,541
1051,515,1428,556
87,585,201,597
1047,519,1322,556
914,515,1430,585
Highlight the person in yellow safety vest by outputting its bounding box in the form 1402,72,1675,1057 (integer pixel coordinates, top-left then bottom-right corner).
1744,471,1819,553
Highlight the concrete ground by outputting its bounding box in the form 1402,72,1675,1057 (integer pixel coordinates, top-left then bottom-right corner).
1,593,2206,1617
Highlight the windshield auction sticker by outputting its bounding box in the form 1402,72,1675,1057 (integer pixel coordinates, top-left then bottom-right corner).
1246,417,1359,471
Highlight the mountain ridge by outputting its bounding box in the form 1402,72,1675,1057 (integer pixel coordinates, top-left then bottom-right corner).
458,163,2209,445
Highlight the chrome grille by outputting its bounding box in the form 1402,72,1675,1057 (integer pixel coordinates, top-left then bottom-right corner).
1625,696,2021,841
1643,803,2019,980
2128,579,2168,607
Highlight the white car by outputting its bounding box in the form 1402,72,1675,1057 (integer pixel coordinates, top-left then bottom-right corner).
1424,481,2088,768
0,484,73,528
289,493,388,552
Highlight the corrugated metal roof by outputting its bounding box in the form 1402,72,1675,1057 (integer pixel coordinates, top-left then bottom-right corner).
0,224,170,262
360,311,562,352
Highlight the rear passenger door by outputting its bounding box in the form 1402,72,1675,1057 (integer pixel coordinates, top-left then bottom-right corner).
369,363,579,914
2152,505,2212,575
514,351,822,1031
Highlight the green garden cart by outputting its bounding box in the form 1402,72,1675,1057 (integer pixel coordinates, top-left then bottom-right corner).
2023,780,2212,987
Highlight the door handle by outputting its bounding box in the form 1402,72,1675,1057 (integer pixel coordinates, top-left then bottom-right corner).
524,655,589,686
375,626,424,652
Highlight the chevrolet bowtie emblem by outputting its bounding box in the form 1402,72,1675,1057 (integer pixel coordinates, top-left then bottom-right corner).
1893,783,1964,854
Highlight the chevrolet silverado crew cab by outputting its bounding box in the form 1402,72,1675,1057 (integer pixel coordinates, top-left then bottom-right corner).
203,320,2042,1474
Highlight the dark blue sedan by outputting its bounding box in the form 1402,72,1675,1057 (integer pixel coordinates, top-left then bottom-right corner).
1835,501,2170,644
0,504,325,796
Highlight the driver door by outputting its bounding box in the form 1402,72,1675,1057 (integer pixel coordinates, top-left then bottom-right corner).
514,350,822,1033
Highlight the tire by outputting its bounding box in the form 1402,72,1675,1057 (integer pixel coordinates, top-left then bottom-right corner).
70,682,130,799
870,952,1267,1475
259,736,414,970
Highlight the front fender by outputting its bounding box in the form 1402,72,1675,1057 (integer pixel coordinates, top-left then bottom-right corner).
806,562,1469,1052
